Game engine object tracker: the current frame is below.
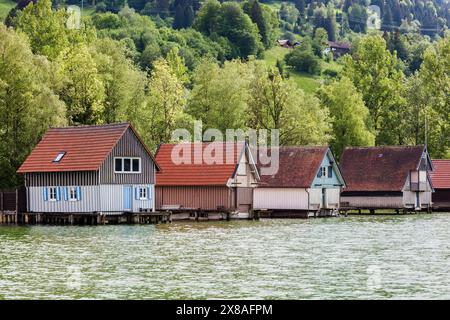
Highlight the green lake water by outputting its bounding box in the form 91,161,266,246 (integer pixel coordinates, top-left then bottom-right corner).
1,214,450,299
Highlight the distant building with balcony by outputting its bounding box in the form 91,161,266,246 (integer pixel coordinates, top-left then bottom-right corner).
339,146,434,212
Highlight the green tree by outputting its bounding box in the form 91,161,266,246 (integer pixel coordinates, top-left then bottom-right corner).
343,35,405,145
187,59,252,133
243,0,277,49
166,46,189,85
0,25,66,188
13,0,69,60
56,45,106,125
285,38,321,75
313,27,329,57
194,0,262,58
144,58,187,149
416,37,450,157
91,38,147,124
317,77,375,158
248,67,331,145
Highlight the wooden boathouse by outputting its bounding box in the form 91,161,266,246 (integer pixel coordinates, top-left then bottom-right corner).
16,123,169,224
253,147,346,218
430,159,450,211
339,146,434,213
155,142,260,220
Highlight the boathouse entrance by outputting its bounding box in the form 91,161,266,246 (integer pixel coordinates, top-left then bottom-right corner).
124,186,133,211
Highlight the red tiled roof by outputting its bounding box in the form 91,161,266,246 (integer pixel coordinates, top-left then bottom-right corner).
155,142,245,186
340,146,425,192
431,160,450,189
17,123,158,173
257,147,328,188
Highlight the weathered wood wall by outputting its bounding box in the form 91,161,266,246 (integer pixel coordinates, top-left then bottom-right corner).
156,186,231,211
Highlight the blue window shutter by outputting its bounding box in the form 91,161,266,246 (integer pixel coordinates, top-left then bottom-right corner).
317,169,322,178
43,188,48,201
64,187,68,201
147,186,151,200
56,187,61,201
76,186,81,201
328,166,333,178
135,187,140,200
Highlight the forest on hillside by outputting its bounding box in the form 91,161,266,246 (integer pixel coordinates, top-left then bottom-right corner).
0,0,449,188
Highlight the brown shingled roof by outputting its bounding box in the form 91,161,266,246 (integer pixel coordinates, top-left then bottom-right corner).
17,123,159,173
257,147,329,188
340,146,426,192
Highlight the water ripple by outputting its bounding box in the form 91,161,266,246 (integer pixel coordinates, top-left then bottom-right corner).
1,214,450,299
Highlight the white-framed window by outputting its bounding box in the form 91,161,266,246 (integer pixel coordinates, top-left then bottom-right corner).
114,157,141,173
139,186,147,200
69,187,78,201
48,187,57,201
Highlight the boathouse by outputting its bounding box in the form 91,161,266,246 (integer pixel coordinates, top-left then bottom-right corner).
253,147,346,218
339,146,434,213
155,142,259,219
430,159,450,211
17,123,160,220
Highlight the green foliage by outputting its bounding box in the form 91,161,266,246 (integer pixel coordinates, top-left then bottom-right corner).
56,44,106,125
285,39,321,75
248,67,331,145
317,77,375,158
312,27,328,57
13,0,70,60
342,35,405,145
243,0,278,49
415,37,450,157
194,0,263,59
0,24,66,188
187,59,252,132
91,38,148,124
144,58,188,149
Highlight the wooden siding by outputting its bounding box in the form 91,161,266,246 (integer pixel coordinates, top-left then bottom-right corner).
27,184,154,213
99,184,154,213
254,187,341,211
402,190,432,207
99,127,155,185
25,171,98,187
156,186,231,211
309,188,341,209
254,188,309,210
340,195,404,209
236,187,253,205
433,189,450,209
0,188,26,212
28,186,100,213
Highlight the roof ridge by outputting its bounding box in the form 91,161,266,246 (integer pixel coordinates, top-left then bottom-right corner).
345,145,424,149
49,122,130,130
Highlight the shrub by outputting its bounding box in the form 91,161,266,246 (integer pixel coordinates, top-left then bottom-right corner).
285,46,322,75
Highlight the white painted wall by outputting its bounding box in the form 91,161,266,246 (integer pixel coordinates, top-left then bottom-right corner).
28,186,100,213
340,196,404,209
309,188,340,209
254,188,309,210
28,184,155,213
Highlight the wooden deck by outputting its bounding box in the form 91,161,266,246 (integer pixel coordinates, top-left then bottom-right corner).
2,211,172,225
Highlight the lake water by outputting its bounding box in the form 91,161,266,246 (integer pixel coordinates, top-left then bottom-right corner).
1,214,450,299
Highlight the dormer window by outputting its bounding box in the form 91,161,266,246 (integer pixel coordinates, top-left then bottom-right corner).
53,152,66,163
